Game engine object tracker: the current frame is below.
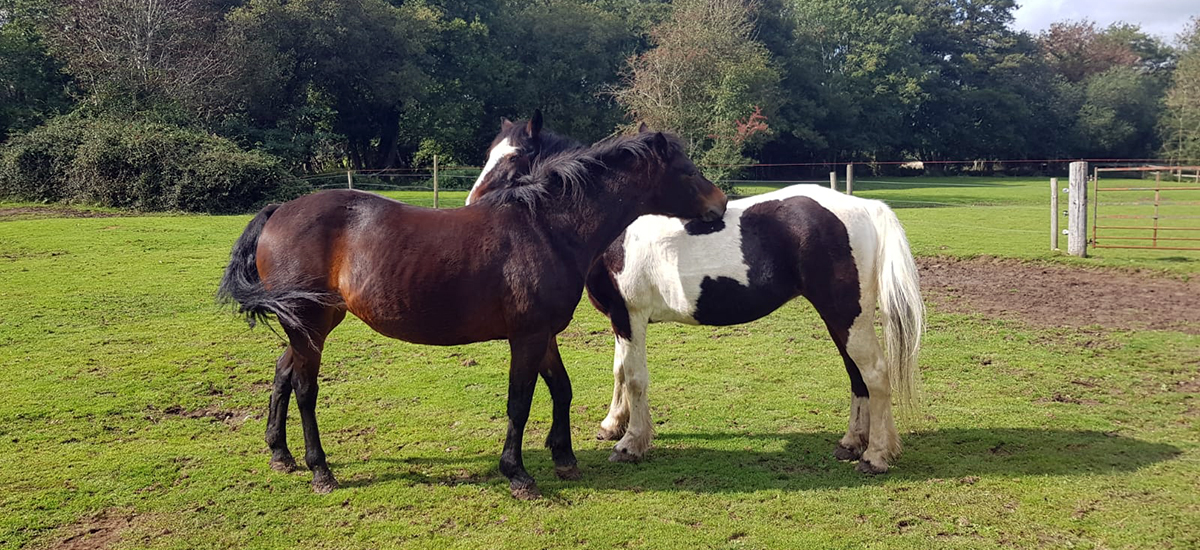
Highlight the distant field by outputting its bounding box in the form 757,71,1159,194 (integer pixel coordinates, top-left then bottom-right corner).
1,176,1197,548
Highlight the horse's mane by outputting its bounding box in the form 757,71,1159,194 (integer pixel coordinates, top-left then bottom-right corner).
532,129,582,157
478,131,683,209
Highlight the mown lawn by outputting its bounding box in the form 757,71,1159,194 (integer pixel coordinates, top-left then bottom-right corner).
1,177,1198,548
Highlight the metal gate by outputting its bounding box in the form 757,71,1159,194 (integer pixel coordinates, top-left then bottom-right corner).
1092,166,1200,251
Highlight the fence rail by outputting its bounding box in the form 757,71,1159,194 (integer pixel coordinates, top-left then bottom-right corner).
1090,166,1200,252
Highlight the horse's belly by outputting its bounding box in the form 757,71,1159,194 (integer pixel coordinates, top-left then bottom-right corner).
344,291,508,346
690,278,796,326
356,315,507,346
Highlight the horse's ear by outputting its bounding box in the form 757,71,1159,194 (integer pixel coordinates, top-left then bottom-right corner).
526,109,543,138
637,122,650,134
501,117,514,130
653,131,669,153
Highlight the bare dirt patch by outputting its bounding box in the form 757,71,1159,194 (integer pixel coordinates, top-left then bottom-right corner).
51,510,134,550
0,206,121,221
918,256,1200,334
150,404,260,428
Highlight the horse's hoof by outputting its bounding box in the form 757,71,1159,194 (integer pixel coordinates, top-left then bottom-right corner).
833,445,862,461
608,448,642,463
856,459,889,475
269,455,298,473
510,482,542,500
311,471,339,494
597,426,625,441
554,465,582,481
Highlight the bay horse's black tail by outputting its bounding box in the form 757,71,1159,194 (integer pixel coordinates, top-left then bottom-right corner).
217,204,339,343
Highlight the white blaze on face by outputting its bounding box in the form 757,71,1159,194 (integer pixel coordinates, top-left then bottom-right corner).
465,138,519,205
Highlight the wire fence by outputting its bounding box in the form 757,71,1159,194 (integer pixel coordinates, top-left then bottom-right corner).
292,159,1200,256
300,160,1200,231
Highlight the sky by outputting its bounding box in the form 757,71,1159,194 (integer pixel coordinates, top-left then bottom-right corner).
1012,0,1198,42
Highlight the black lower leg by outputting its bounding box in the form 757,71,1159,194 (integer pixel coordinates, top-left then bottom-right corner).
265,350,297,472
294,374,337,493
826,321,870,460
501,337,543,499
540,341,578,479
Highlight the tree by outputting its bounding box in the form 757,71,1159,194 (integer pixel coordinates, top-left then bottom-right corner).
46,0,233,118
1075,66,1163,158
778,0,926,161
0,0,73,141
1038,20,1139,83
1162,18,1200,163
402,0,648,167
905,0,1068,162
613,0,780,188
223,0,440,170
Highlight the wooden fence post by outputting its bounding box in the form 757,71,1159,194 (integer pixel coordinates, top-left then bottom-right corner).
1050,177,1059,251
829,171,837,191
845,163,854,195
432,154,439,209
1068,161,1088,257
346,170,353,190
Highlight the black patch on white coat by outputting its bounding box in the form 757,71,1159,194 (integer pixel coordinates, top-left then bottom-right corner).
586,235,632,340
684,218,725,235
690,196,868,397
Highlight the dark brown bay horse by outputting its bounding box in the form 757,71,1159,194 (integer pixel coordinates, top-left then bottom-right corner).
218,129,727,498
468,118,924,474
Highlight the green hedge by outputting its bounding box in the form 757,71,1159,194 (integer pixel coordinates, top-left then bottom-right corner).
0,116,308,213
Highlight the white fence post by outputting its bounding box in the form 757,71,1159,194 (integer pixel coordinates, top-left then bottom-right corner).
1050,177,1059,251
829,171,837,191
347,170,353,190
1068,162,1088,257
845,163,854,195
432,154,439,209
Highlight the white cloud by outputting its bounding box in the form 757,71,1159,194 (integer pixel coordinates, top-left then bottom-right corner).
1013,0,1199,42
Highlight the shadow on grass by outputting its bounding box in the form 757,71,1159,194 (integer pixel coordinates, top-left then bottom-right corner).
334,428,1181,494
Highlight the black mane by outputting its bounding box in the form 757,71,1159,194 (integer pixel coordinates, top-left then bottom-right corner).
478,129,683,209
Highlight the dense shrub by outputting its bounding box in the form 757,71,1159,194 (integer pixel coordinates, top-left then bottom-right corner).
0,116,307,212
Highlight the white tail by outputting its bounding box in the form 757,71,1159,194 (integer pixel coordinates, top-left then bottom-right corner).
870,202,924,410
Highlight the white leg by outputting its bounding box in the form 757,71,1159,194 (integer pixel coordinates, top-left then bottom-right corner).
610,317,652,461
835,394,870,460
845,310,901,473
597,337,629,440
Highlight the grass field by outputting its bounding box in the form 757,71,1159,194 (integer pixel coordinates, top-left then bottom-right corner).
2,176,1198,549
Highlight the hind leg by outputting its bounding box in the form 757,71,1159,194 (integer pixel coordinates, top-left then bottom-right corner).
284,307,345,493
822,318,871,462
539,337,580,480
597,340,629,441
265,348,298,472
845,312,900,474
835,395,870,461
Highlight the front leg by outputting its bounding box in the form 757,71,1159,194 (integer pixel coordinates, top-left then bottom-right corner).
501,334,548,499
610,316,653,462
597,338,629,441
539,337,580,480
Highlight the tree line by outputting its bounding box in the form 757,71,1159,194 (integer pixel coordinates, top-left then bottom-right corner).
2,0,1199,184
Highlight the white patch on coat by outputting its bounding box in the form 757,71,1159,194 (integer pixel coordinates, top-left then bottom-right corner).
465,138,518,205
614,184,886,325
603,184,923,466
615,211,749,324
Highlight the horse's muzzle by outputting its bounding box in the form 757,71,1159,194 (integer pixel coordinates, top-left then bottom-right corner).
701,193,728,222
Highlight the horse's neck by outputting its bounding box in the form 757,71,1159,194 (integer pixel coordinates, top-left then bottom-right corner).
536,169,648,272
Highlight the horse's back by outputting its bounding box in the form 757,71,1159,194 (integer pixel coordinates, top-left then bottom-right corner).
600,184,881,327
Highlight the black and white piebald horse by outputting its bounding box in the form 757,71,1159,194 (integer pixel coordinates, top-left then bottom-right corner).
467,114,925,473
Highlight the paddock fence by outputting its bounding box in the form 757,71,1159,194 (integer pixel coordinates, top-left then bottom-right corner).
1090,165,1200,252
298,157,1200,258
